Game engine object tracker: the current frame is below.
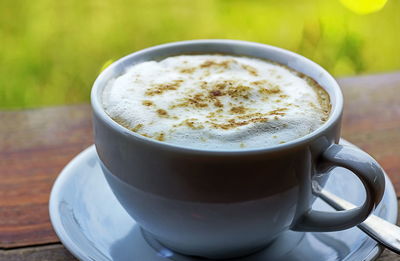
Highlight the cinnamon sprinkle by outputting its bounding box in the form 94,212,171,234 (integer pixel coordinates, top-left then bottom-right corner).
156,109,169,117
145,80,184,96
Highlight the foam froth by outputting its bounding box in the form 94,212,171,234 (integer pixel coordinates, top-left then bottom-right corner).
102,55,330,149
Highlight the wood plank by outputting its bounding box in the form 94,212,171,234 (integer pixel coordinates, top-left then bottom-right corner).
0,105,93,248
379,249,400,261
338,72,400,192
0,244,77,261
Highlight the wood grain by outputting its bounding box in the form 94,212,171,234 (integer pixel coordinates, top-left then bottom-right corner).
338,72,400,192
379,249,400,261
0,72,399,260
0,105,93,248
0,244,77,261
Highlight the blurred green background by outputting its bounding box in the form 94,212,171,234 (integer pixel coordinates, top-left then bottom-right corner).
1,0,399,109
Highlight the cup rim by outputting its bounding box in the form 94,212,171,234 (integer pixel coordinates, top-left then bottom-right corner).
91,39,343,155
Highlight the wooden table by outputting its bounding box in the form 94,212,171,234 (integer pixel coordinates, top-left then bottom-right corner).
1,72,399,261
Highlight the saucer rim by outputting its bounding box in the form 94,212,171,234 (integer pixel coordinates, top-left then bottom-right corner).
49,140,398,261
49,145,96,261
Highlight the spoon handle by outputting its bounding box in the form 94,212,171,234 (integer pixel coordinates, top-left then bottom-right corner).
317,187,400,255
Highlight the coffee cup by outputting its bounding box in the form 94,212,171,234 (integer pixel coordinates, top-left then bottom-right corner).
91,40,385,259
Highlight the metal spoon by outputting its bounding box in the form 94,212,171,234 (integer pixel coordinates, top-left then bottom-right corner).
314,184,400,255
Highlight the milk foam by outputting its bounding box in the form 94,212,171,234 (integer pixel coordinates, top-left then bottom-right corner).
102,55,330,149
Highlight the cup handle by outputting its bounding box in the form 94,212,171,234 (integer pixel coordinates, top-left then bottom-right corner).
293,143,386,232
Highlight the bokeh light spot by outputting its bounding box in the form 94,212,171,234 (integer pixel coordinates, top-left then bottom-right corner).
99,59,115,73
339,0,388,14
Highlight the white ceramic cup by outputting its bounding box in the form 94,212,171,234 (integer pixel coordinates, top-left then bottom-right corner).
91,40,385,259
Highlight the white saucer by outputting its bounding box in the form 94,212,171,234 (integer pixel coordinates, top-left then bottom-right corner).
49,139,397,261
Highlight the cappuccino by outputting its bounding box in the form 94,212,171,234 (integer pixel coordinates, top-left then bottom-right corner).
102,55,330,149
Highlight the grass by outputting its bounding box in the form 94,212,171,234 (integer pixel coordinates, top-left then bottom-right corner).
0,0,399,109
